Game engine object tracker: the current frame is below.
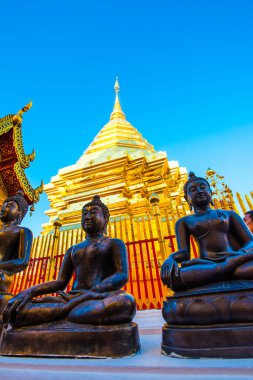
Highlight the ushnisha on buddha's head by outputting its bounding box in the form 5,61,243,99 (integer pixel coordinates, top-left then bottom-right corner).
0,190,29,226
184,172,212,210
81,195,110,234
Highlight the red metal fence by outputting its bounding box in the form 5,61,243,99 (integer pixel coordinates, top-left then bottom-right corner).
10,234,198,310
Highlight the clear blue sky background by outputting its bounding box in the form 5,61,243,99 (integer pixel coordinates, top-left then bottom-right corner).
0,0,252,236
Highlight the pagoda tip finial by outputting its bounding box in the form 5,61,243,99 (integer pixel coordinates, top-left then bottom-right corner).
114,77,120,94
110,78,125,120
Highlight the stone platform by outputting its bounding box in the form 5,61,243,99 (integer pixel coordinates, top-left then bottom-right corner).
0,311,252,379
1,321,140,358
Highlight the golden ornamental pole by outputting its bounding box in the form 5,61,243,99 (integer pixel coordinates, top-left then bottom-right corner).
245,195,253,210
164,208,172,236
227,192,240,214
149,193,166,261
48,220,62,281
236,192,247,214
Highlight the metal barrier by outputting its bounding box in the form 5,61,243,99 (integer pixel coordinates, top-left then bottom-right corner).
10,233,199,310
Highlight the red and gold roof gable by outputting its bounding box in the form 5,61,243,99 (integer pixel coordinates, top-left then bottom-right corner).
0,102,43,205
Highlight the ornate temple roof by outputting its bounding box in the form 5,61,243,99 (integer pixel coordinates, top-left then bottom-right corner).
0,102,43,205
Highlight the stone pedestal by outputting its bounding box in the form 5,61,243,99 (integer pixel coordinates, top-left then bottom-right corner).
1,321,140,358
162,323,253,358
162,281,253,358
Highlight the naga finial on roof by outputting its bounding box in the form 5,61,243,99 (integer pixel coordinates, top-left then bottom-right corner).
13,101,33,126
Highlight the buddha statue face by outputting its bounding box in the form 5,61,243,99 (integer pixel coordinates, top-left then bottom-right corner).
0,191,28,226
82,195,110,235
0,200,21,225
186,179,212,209
82,205,107,234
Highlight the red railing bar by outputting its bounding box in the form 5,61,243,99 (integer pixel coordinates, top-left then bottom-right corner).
131,242,142,299
138,241,149,299
190,237,199,258
125,243,134,294
150,239,163,298
145,240,156,298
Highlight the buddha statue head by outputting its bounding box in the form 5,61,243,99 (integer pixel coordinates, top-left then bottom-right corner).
82,195,110,234
184,172,212,210
0,190,29,226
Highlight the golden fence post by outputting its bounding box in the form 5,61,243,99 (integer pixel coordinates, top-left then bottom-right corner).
48,220,62,281
149,193,166,261
236,192,247,214
164,208,172,236
245,195,253,210
227,193,240,214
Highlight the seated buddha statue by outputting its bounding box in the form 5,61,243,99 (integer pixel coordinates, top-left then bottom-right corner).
0,191,32,296
3,195,136,328
161,172,253,292
161,173,253,358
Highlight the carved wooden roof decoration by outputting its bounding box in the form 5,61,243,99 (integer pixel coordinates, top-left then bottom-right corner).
0,102,43,205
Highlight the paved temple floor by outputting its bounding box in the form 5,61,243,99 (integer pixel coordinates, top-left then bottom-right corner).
0,310,253,379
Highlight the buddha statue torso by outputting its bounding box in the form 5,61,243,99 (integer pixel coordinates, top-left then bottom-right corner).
69,236,127,292
0,227,23,261
0,192,32,302
183,210,240,260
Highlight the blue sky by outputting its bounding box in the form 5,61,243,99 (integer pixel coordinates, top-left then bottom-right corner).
0,0,252,236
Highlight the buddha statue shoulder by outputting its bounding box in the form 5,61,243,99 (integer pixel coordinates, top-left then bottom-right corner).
3,195,136,327
161,172,253,292
0,191,32,293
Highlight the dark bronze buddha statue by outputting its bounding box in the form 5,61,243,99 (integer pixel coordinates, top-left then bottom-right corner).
4,195,136,327
2,195,139,357
0,191,32,298
161,172,253,292
161,173,253,358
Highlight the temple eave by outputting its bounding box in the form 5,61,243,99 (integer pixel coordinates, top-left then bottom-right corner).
0,103,43,205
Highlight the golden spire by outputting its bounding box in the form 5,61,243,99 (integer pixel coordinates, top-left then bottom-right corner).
110,78,126,120
82,78,155,157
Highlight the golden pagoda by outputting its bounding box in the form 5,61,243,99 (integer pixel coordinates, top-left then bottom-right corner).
42,79,189,235
22,79,189,309
10,83,253,310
